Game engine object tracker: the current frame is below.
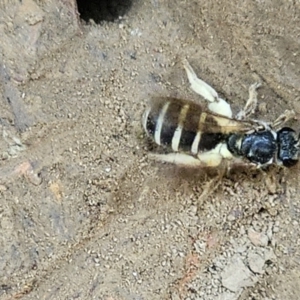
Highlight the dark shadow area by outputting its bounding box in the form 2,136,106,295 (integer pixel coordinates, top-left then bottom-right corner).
77,0,132,23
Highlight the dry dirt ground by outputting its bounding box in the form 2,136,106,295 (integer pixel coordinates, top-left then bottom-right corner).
1,0,300,299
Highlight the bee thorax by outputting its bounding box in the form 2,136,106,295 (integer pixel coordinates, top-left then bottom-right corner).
227,131,277,165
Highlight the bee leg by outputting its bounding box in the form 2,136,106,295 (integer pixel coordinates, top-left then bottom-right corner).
182,58,218,103
182,59,232,118
246,119,271,133
148,152,223,168
226,159,258,173
236,82,261,120
197,152,224,167
198,162,231,202
271,109,296,129
198,174,223,202
154,143,232,168
249,109,296,132
148,153,203,167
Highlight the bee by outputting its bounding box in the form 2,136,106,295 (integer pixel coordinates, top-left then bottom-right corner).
142,59,299,169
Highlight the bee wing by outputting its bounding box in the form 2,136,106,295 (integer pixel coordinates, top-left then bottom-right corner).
182,58,218,103
203,112,254,134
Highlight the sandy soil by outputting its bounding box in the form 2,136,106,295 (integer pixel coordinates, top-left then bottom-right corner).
0,0,300,299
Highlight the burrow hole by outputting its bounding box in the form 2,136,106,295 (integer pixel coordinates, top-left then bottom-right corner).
76,0,133,23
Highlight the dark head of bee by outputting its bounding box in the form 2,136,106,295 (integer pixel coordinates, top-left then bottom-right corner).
277,127,299,167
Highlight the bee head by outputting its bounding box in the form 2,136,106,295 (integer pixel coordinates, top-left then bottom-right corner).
277,127,299,167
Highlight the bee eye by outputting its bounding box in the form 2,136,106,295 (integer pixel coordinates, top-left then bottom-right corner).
282,158,298,167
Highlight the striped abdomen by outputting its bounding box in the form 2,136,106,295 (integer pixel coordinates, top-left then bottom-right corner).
142,98,228,155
